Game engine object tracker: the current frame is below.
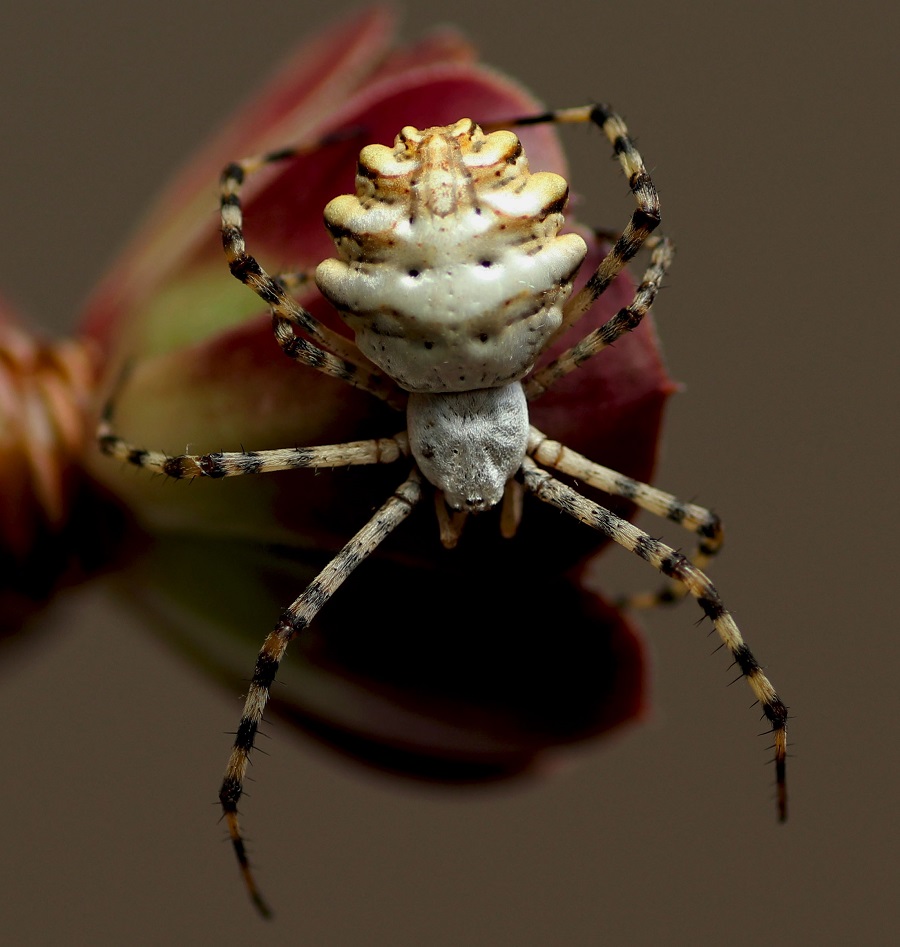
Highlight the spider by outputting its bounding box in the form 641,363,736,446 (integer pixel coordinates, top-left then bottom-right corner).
98,104,788,916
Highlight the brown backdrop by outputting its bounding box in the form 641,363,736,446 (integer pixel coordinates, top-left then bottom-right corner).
2,2,897,944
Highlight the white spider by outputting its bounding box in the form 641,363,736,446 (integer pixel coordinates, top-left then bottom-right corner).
99,105,787,916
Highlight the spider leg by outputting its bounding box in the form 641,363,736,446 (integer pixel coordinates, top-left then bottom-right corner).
97,366,409,478
271,268,386,379
219,468,423,916
526,425,722,606
220,148,406,410
525,236,673,399
98,421,409,479
519,456,787,822
484,104,661,341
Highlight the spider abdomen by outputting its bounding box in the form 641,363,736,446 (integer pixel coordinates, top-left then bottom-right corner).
315,119,587,393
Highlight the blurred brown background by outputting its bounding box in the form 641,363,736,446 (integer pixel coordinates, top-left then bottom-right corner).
1,1,897,944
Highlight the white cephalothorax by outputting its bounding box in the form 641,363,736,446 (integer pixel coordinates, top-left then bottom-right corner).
99,104,788,917
406,383,529,512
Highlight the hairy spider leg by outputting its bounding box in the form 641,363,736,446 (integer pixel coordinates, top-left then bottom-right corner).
219,142,407,411
98,397,409,478
527,426,723,607
520,456,787,820
218,470,423,916
484,104,661,342
525,236,674,398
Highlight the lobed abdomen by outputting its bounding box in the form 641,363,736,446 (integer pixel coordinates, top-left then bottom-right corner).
316,119,587,393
